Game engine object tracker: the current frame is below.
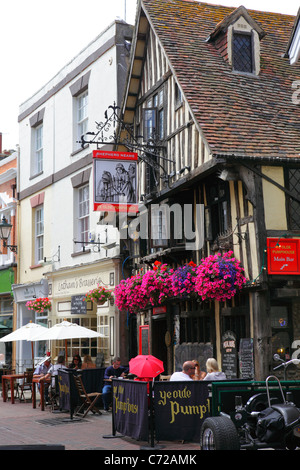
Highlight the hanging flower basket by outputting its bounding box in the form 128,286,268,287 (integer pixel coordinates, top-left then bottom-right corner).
84,284,112,305
171,261,198,300
115,273,148,314
26,297,52,314
194,251,247,302
140,261,175,306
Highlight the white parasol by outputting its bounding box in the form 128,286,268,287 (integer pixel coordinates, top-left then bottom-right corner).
30,320,104,362
0,321,48,365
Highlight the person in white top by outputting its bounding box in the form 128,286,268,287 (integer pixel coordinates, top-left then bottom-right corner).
170,361,195,381
203,358,227,381
45,355,68,387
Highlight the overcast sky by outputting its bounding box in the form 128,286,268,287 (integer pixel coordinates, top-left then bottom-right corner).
0,0,298,151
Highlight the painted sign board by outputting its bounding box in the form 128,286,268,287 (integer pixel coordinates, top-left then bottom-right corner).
93,150,138,212
267,238,300,275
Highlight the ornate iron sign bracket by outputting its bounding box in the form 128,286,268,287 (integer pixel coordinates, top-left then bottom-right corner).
78,103,175,186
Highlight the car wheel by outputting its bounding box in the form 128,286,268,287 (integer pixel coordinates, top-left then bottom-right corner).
200,416,240,450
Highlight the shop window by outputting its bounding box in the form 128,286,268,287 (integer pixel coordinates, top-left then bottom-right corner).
180,315,212,343
205,177,230,242
271,306,291,360
285,168,300,230
51,317,98,361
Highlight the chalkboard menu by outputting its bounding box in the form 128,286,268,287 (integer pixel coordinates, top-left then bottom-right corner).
239,338,254,379
139,325,149,355
222,331,237,379
71,295,87,315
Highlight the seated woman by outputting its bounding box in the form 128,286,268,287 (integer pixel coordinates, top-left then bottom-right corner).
203,358,226,381
69,354,82,370
81,355,96,369
192,359,207,380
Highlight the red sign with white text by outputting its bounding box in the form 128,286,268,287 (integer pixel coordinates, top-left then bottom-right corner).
267,238,300,275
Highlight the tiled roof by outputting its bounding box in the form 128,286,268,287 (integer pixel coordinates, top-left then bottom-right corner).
142,0,300,159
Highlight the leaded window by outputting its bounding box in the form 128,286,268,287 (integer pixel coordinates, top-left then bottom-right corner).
285,168,300,230
233,33,253,73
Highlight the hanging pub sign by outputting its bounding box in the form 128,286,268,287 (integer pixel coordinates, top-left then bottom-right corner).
93,150,138,213
267,238,300,275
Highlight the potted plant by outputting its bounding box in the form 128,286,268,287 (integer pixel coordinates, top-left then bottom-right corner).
140,261,175,306
115,273,148,314
26,297,52,313
195,251,247,302
84,284,112,305
171,261,198,300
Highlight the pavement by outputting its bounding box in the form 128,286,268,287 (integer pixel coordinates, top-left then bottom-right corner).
0,391,200,455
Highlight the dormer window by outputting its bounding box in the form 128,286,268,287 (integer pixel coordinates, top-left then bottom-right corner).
206,5,265,77
232,32,253,73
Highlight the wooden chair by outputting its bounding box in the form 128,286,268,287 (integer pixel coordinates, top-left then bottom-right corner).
18,371,33,402
73,374,102,418
159,374,171,381
48,375,60,411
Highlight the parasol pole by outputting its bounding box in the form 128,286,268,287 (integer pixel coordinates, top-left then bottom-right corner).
65,339,68,363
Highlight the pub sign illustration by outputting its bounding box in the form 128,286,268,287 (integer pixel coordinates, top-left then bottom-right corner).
93,150,138,212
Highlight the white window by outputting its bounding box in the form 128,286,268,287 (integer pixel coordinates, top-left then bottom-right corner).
75,184,89,250
35,205,44,263
77,91,88,143
35,124,43,173
30,108,45,176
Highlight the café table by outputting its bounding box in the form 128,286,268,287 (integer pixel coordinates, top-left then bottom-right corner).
2,373,25,404
32,376,50,411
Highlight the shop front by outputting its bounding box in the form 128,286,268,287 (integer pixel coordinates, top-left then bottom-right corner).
46,261,117,366
11,279,49,370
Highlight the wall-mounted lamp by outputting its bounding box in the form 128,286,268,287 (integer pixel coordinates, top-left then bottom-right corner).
0,216,17,253
169,166,191,178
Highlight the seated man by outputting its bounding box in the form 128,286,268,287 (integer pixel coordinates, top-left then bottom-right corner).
170,361,195,381
102,356,128,412
33,356,52,402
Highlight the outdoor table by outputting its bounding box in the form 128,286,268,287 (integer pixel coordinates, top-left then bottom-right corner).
32,376,50,411
2,373,25,404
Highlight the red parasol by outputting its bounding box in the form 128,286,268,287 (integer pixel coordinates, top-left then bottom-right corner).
129,354,164,378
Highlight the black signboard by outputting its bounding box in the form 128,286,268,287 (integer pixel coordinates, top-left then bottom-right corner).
58,369,78,418
139,325,149,355
112,379,149,441
71,295,87,315
222,331,237,379
239,338,254,379
153,381,210,442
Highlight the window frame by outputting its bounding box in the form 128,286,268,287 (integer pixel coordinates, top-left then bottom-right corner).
232,31,254,74
284,167,300,230
74,183,90,251
34,205,44,264
77,90,88,143
29,108,45,177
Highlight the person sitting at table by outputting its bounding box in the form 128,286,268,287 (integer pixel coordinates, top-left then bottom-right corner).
44,355,68,386
170,361,195,381
33,356,52,403
192,359,207,381
69,354,82,370
102,356,128,412
81,355,96,369
202,358,227,381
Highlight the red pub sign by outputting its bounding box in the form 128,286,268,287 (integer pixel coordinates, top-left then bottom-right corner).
267,238,300,275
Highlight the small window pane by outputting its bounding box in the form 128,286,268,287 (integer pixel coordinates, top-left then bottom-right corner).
233,33,252,73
